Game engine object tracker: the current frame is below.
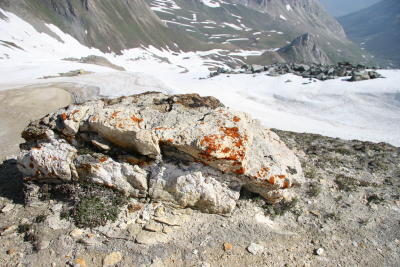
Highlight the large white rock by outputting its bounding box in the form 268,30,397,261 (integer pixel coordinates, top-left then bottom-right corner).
148,162,241,214
18,139,77,182
18,92,304,213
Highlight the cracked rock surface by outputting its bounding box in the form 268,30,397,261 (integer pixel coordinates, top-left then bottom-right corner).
17,92,303,213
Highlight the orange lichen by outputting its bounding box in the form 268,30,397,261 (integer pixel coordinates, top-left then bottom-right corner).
232,116,241,122
111,111,120,119
235,167,245,175
220,127,240,139
283,180,290,189
61,113,68,121
268,176,276,185
131,115,143,123
222,147,231,153
166,138,173,143
256,167,271,178
99,157,108,163
278,174,286,179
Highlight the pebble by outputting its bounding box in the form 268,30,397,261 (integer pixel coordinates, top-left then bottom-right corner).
315,248,324,255
6,248,16,255
103,252,122,266
223,242,233,251
36,240,50,251
247,243,264,255
75,258,88,267
135,231,168,245
1,203,15,213
70,229,84,238
51,203,63,212
144,222,163,232
162,226,172,234
0,224,18,236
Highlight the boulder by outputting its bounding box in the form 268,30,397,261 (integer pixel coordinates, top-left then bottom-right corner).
17,93,303,214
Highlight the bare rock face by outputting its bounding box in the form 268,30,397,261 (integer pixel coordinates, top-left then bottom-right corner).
17,92,303,213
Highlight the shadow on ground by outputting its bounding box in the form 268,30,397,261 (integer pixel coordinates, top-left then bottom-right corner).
0,159,24,204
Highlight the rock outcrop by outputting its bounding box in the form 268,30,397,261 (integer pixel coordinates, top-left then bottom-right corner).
17,92,303,214
277,33,332,65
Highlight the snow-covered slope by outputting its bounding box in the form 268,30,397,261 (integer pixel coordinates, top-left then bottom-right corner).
1,9,399,146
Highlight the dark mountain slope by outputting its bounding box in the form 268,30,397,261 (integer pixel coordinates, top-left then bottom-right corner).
0,0,212,53
338,0,400,67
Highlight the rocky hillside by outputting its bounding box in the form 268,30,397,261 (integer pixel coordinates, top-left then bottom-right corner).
147,0,373,64
0,0,208,53
0,0,374,65
338,0,400,67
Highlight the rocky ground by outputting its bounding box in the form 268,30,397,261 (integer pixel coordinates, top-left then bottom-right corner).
210,62,383,82
0,125,399,266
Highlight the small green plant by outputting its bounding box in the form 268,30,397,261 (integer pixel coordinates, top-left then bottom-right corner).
263,198,299,219
71,183,127,228
18,224,32,234
335,174,359,192
34,215,46,223
305,167,317,179
307,184,321,197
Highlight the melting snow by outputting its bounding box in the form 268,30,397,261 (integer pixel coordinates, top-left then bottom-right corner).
286,4,292,11
280,15,287,21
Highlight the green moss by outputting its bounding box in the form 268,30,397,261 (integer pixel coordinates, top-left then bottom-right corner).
71,182,127,228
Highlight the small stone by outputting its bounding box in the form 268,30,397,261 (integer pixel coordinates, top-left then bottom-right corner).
51,203,63,213
135,231,169,245
6,248,16,255
0,225,18,236
144,222,163,232
70,229,84,238
247,243,264,255
154,206,165,217
223,242,233,251
136,218,146,224
162,226,172,234
91,140,111,151
75,258,88,267
1,204,15,213
46,214,70,230
103,252,122,266
192,249,198,255
127,224,142,238
20,218,30,224
36,240,50,251
128,203,143,213
315,248,324,255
